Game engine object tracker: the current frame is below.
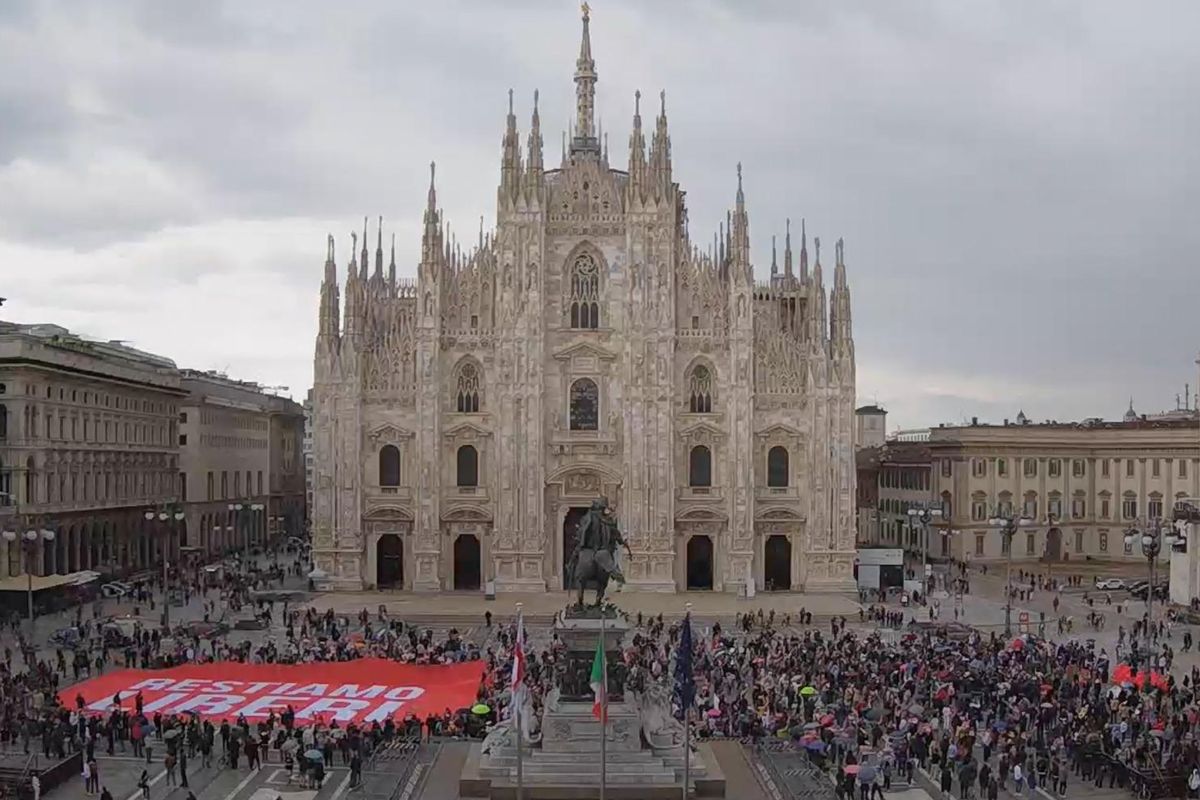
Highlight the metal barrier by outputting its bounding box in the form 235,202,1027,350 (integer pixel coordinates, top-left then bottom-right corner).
750,740,838,800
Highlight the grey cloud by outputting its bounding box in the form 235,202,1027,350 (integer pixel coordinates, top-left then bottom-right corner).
2,0,1199,426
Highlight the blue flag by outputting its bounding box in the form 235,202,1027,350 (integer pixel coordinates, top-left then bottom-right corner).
673,613,695,717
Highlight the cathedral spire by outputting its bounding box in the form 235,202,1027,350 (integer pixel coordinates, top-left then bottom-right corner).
500,88,522,201
526,89,543,180
784,217,794,281
421,162,442,270
359,216,369,281
731,163,751,281
649,89,672,189
771,234,778,277
388,232,396,287
831,237,853,354
570,2,599,154
374,216,384,279
627,89,646,196
800,217,809,281
319,233,340,339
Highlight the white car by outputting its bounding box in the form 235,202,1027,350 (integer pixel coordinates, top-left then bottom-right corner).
100,581,132,598
1095,578,1125,591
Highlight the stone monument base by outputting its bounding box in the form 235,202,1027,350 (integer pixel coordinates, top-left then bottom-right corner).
461,609,725,799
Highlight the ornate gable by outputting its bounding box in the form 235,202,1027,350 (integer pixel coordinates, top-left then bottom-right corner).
679,420,727,446
366,423,415,445
443,421,493,442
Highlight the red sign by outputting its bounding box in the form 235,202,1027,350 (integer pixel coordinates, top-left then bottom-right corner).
61,659,486,725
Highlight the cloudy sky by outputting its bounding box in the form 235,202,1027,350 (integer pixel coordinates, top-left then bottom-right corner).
2,0,1198,431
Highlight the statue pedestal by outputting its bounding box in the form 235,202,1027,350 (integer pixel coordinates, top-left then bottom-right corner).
461,608,725,798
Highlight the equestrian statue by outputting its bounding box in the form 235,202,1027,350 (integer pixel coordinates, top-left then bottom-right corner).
567,497,632,607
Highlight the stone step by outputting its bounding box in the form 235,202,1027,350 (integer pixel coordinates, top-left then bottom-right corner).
488,751,661,765
515,772,678,786
503,761,670,774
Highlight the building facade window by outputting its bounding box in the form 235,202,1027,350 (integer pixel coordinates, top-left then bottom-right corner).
379,445,401,487
1048,496,1062,518
971,498,987,521
567,252,601,329
456,445,479,487
1075,530,1084,552
1102,459,1111,478
1026,532,1035,555
766,446,789,488
1181,459,1189,479
941,459,952,478
1072,459,1085,478
689,445,712,487
1071,498,1085,519
455,362,481,413
996,458,1008,477
221,471,228,499
1152,459,1161,478
687,365,714,413
1124,536,1134,555
568,378,599,431
1023,458,1038,478
972,458,986,478
1149,496,1163,519
1101,498,1110,519
257,471,263,495
1126,459,1135,478
1001,533,1011,555
1048,459,1061,478
1122,494,1137,519
975,534,985,557
1023,494,1038,519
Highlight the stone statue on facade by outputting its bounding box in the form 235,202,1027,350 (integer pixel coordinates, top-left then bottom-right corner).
566,497,631,607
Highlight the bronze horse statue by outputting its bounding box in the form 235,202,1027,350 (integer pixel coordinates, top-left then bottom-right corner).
567,498,631,607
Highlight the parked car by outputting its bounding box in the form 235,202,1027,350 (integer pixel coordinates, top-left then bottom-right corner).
100,581,132,598
1129,582,1168,600
1095,577,1126,590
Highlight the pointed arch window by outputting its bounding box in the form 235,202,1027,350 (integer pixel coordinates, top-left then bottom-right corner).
456,445,479,487
767,446,789,488
689,445,712,487
688,365,714,413
455,362,481,413
569,378,599,431
379,445,401,488
567,252,600,329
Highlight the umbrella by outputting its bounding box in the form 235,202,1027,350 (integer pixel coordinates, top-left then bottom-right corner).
304,749,323,761
803,740,827,753
471,704,491,715
908,703,924,716
706,708,721,718
800,686,817,696
163,729,180,741
859,766,877,783
844,765,861,775
863,708,883,722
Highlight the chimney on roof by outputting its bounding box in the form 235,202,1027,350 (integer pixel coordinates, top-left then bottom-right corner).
971,416,978,426
1003,418,1009,426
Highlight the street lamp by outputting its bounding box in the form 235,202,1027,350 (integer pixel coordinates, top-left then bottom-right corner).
988,509,1036,636
0,527,55,630
1124,518,1180,654
145,505,185,629
906,505,943,601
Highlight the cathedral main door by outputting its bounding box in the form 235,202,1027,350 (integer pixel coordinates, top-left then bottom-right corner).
764,535,792,591
453,534,482,591
686,535,714,590
562,506,589,590
377,534,403,589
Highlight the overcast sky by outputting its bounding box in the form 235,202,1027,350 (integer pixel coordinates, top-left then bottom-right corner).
2,0,1198,431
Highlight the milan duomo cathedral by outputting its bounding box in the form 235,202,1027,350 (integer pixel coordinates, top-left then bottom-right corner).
311,8,858,595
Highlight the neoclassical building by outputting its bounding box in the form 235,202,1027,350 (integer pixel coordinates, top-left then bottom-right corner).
310,9,857,594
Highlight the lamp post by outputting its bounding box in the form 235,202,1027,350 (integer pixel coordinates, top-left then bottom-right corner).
989,508,1036,636
145,504,185,629
0,525,55,632
906,505,943,601
1124,518,1179,654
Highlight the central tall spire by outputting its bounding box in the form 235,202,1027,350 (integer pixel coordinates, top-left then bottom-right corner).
571,2,599,155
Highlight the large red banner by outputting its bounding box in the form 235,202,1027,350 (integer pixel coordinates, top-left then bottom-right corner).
60,659,486,725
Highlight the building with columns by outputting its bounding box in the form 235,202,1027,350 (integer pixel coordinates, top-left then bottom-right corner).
310,9,858,594
177,371,305,559
930,411,1200,563
0,322,184,576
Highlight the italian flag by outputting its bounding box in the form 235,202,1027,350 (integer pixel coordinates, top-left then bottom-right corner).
589,637,607,722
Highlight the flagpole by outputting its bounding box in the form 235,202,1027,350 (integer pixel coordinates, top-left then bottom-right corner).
600,610,607,800
515,602,524,800
682,602,692,800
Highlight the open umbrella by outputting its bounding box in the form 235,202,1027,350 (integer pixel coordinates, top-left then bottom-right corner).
707,708,721,718
304,749,323,761
803,740,827,753
800,686,817,696
471,704,491,716
858,766,878,783
908,703,924,716
844,765,861,776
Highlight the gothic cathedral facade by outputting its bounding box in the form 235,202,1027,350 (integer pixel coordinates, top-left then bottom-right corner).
311,10,858,594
